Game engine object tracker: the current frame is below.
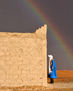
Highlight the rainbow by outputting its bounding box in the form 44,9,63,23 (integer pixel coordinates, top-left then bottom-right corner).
24,0,73,63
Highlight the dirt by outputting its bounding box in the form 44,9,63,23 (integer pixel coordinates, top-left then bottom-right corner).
0,84,73,91
48,70,73,83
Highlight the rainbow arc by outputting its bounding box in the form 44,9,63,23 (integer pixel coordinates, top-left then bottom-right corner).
24,0,73,63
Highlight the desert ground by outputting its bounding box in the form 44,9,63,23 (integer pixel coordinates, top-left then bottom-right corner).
0,70,73,91
48,70,73,83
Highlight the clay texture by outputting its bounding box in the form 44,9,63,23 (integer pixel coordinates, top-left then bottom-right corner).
0,24,47,87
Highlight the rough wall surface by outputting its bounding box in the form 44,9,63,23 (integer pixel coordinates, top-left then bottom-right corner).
0,24,47,87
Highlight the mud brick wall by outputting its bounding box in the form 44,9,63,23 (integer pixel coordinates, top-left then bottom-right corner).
0,24,47,87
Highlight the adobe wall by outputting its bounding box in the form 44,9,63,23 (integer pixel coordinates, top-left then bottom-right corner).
0,24,47,87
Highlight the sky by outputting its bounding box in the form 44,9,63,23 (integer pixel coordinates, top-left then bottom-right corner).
0,0,73,70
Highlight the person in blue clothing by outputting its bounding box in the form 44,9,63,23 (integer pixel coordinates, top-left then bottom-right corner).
48,55,57,83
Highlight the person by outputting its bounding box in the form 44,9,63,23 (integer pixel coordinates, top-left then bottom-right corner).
48,55,57,83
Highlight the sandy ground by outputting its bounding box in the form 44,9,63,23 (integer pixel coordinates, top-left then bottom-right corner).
0,83,73,91
48,70,73,83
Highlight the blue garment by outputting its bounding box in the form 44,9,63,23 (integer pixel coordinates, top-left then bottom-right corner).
50,59,57,79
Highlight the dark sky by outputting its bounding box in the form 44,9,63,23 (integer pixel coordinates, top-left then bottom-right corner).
0,0,73,70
